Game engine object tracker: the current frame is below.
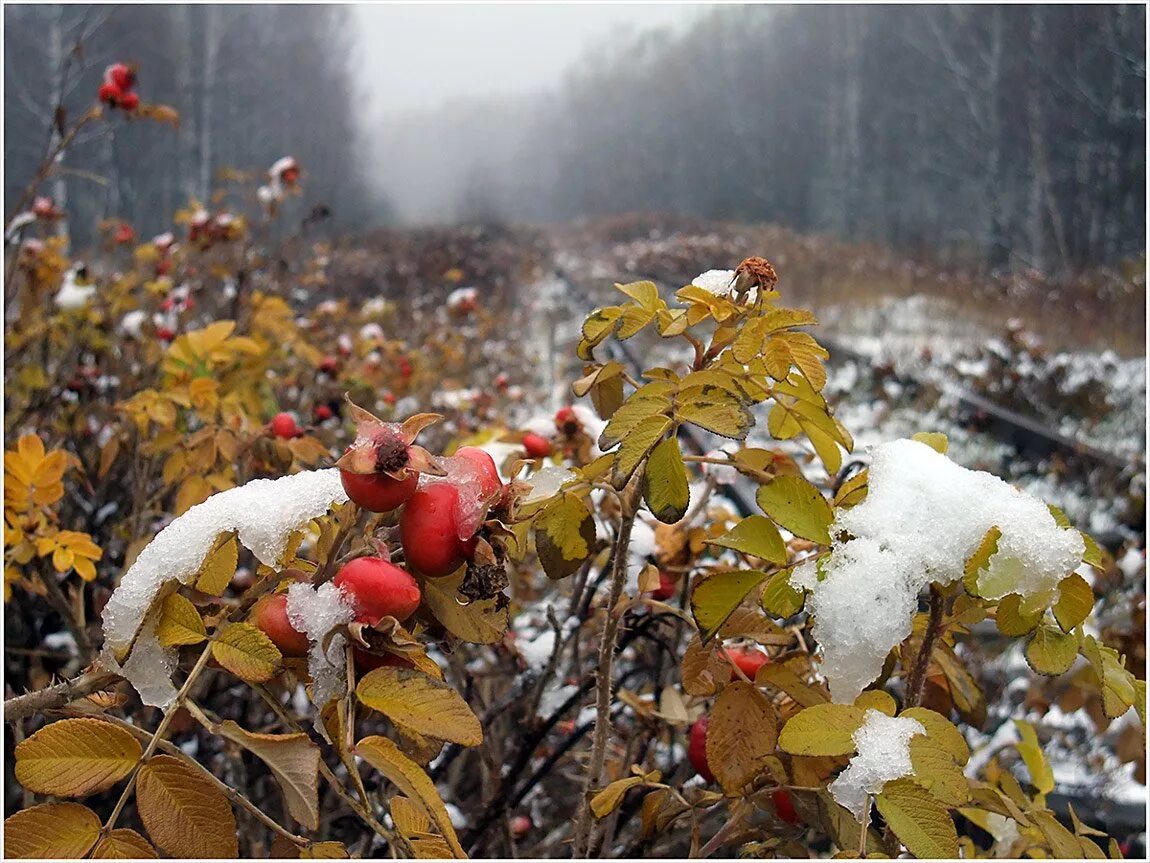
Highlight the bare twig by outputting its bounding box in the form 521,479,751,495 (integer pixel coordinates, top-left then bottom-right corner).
905,584,946,708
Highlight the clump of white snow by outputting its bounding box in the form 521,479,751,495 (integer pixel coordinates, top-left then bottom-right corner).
55,267,96,310
286,581,357,707
829,709,925,820
101,469,348,707
692,269,735,295
523,465,577,503
792,439,1083,702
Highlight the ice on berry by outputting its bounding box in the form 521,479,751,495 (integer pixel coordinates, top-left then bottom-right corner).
286,580,357,708
829,709,925,820
523,465,577,504
792,438,1084,702
101,468,349,705
418,454,498,540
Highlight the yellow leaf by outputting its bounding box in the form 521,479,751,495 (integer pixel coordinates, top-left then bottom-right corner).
590,776,644,818
422,570,509,644
212,622,282,683
708,515,786,565
390,796,431,836
598,393,671,450
907,735,971,806
674,396,754,441
3,802,102,859
155,593,207,646
300,841,350,858
90,829,158,859
643,437,690,524
778,703,866,756
911,432,949,454
613,415,672,486
217,720,320,830
899,708,969,765
194,533,238,595
705,681,779,794
14,717,141,797
136,755,238,858
534,492,596,581
356,668,482,747
1013,720,1055,796
174,475,213,515
874,778,958,858
355,736,465,858
1024,624,1078,676
995,593,1044,637
691,570,768,642
1053,573,1094,633
756,476,832,545
854,690,897,716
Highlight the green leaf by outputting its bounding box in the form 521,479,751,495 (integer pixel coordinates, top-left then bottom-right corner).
1024,624,1079,676
613,415,672,487
875,778,959,858
1053,573,1094,632
1080,635,1138,719
643,437,690,524
777,703,865,756
756,476,832,545
534,492,596,580
707,515,786,566
1080,531,1104,569
760,569,804,618
690,570,768,642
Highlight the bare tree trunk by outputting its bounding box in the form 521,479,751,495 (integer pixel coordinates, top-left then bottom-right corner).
198,4,220,200
47,7,70,247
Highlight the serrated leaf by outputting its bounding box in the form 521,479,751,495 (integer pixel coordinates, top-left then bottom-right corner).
681,637,729,696
136,755,239,858
760,568,805,618
534,492,596,580
90,829,158,859
643,437,690,523
355,736,465,858
194,533,237,595
756,476,832,545
908,735,971,806
357,668,482,747
899,708,969,765
833,469,868,508
962,526,1001,596
705,682,779,795
778,703,866,756
755,659,829,707
1053,573,1093,632
613,415,672,485
675,398,754,440
3,802,102,859
708,515,787,565
212,622,282,683
422,569,509,644
691,570,768,642
932,643,987,727
390,796,430,836
1080,531,1104,568
615,279,661,311
763,331,829,390
1024,624,1078,676
14,718,141,798
591,776,644,818
874,778,959,858
217,720,321,830
854,690,897,716
995,593,1044,637
911,432,949,454
156,592,207,646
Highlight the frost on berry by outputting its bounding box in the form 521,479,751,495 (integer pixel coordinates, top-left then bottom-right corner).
791,438,1085,703
828,710,925,820
418,454,501,540
286,581,356,709
101,468,348,707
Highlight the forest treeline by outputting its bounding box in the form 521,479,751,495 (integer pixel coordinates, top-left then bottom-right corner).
381,4,1146,272
3,4,374,247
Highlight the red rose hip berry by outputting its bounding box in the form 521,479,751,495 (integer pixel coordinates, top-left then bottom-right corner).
522,432,552,458
252,593,309,657
400,484,474,576
772,789,802,826
688,715,714,783
727,646,770,681
454,446,502,502
334,556,421,624
270,412,299,439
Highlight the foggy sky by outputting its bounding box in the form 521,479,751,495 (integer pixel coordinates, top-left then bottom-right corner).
353,3,705,117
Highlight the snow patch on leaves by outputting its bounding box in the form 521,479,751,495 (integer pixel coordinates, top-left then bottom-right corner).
286,581,356,708
792,439,1083,702
101,469,348,707
829,709,925,820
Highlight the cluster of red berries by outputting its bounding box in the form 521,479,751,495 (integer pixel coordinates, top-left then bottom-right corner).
32,196,63,221
98,63,139,112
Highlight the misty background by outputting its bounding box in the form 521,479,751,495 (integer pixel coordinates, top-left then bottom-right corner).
3,3,1145,271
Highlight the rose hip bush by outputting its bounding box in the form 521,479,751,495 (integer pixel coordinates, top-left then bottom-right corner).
3,69,1144,861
